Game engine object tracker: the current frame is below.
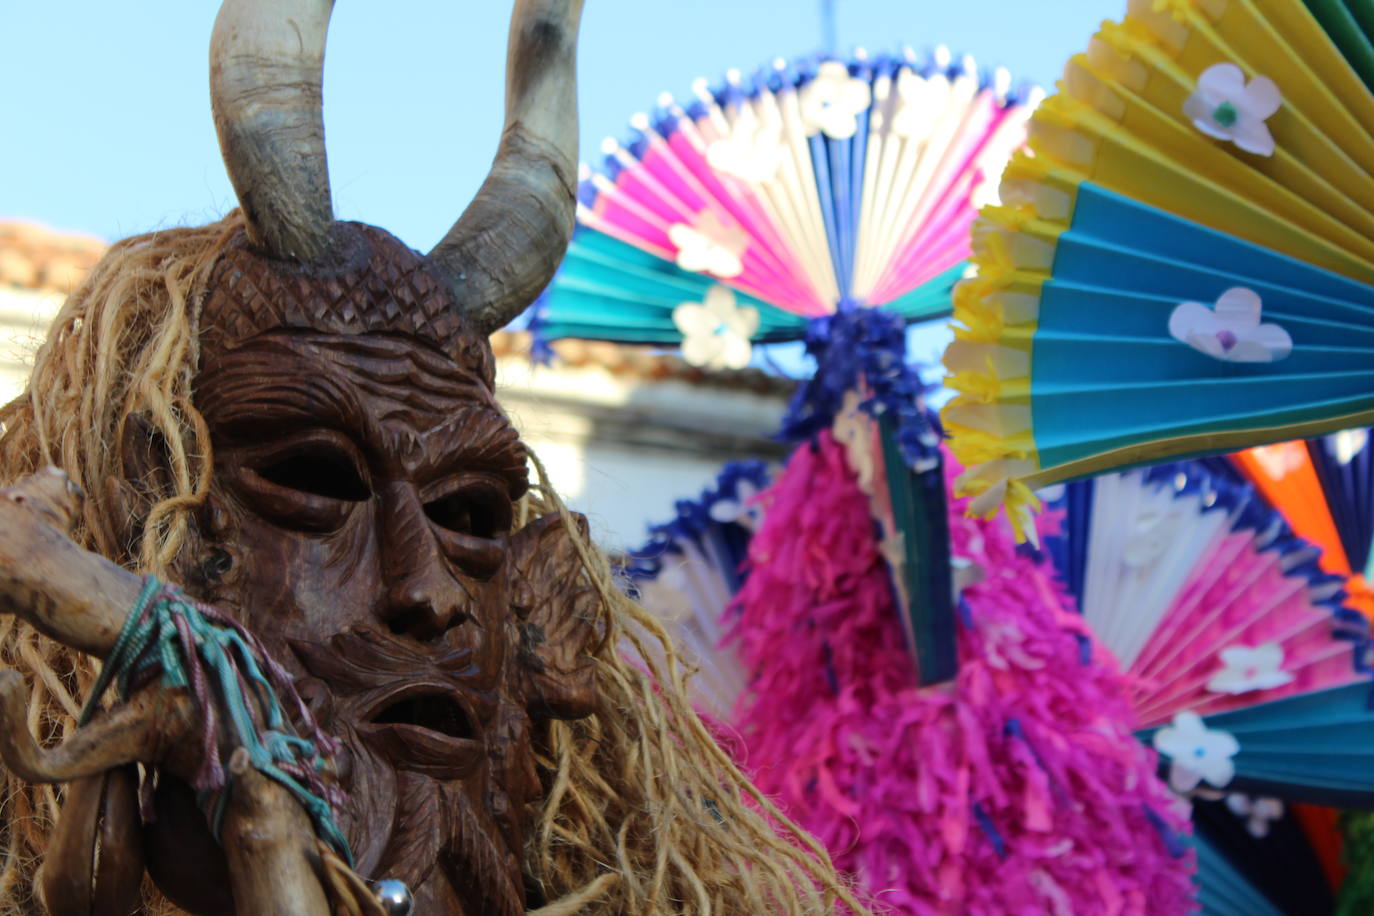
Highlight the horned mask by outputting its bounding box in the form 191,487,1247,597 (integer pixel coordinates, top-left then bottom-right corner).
14,1,598,914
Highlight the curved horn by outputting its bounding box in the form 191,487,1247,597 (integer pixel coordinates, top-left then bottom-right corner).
429,0,585,334
210,0,335,260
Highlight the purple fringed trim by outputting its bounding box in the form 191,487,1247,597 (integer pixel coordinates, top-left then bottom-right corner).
623,460,772,581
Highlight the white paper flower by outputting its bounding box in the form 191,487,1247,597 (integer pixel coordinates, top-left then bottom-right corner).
1122,510,1177,568
1329,427,1369,465
1168,287,1292,363
707,107,785,182
799,61,872,139
1183,63,1281,156
672,285,759,371
1153,711,1240,793
1207,644,1294,695
1250,442,1306,480
667,212,748,278
1225,793,1284,838
709,479,763,531
832,390,877,496
887,67,930,139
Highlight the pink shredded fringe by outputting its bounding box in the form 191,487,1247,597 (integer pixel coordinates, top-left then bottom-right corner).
726,433,1196,915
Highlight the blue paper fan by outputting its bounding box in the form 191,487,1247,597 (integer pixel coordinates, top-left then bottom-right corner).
623,462,770,720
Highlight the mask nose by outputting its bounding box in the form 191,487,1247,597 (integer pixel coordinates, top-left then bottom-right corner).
378,482,468,641
384,571,467,640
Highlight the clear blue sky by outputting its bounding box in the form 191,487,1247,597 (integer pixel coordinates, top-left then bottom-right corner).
3,1,1117,248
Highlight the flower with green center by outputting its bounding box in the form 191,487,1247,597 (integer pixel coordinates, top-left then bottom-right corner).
1182,62,1281,156
1211,100,1238,128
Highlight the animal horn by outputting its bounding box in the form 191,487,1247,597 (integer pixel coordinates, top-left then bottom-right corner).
429,0,584,334
210,0,336,261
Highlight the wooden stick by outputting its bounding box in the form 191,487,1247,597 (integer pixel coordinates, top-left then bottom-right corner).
0,671,193,783
0,468,336,916
221,748,333,916
0,467,140,657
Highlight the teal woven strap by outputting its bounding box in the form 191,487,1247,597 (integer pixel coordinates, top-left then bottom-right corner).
80,575,352,863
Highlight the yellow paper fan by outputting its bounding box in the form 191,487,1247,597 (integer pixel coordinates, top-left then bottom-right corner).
943,0,1374,540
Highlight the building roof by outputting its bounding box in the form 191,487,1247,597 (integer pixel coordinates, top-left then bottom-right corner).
0,221,107,295
0,220,794,396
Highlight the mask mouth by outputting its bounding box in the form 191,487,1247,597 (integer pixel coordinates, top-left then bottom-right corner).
372,692,474,740
358,687,484,780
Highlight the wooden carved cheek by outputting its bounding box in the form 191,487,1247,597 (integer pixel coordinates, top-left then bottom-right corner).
506,513,601,721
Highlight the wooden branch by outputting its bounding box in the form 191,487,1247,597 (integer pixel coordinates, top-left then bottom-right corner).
0,671,193,783
221,748,332,916
0,467,141,657
0,468,337,916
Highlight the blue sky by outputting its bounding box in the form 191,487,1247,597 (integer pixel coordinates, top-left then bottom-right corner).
3,1,1117,248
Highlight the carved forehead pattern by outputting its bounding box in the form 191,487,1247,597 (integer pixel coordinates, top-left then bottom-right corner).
200,222,495,386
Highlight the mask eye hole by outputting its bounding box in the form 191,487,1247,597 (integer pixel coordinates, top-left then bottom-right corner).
255,449,370,502
425,483,512,540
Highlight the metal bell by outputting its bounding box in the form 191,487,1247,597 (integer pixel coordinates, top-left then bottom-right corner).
372,878,414,916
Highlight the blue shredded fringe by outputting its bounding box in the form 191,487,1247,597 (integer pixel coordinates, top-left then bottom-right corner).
777,305,941,472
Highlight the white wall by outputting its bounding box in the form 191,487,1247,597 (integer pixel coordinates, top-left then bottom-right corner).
496,358,787,550
0,288,61,405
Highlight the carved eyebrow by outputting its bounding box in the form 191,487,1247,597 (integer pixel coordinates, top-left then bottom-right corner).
395,407,530,498
198,334,528,496
197,352,363,440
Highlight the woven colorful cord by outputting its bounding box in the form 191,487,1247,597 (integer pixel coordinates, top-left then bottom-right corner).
79,575,351,862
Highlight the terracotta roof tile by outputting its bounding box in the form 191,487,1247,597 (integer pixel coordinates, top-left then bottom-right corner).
0,221,106,294
0,221,794,395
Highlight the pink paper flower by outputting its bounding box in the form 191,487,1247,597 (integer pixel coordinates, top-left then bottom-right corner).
1225,793,1284,839
1206,644,1293,695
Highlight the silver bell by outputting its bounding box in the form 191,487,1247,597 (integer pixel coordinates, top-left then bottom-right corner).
372,879,414,916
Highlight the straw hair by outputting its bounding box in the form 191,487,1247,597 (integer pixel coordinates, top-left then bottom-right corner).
0,215,872,915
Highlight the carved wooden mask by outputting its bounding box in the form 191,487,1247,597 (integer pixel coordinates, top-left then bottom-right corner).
126,2,591,914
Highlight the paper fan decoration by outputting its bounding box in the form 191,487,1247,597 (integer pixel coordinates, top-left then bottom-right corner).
622,461,770,721
1039,461,1374,803
1221,431,1374,615
534,48,1038,353
941,0,1374,537
627,456,1365,913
